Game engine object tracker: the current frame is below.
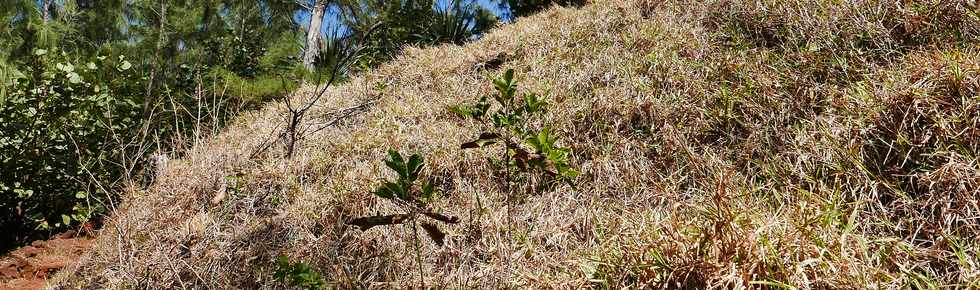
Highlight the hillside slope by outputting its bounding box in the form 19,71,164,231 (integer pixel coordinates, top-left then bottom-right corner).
57,0,979,288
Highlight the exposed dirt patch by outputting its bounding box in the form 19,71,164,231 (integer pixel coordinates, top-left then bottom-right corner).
1,229,94,290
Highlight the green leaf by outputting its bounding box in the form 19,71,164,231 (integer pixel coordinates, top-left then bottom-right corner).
119,60,132,71
523,92,546,113
274,256,325,289
449,96,490,120
406,154,424,181
493,69,517,105
373,181,401,199
276,255,290,270
525,134,543,152
491,112,505,128
392,182,408,199
528,127,556,153
474,96,490,118
75,191,87,199
461,132,501,149
61,214,71,226
498,69,514,91
385,149,407,178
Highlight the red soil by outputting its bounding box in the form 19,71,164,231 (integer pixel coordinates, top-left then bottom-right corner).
0,229,95,290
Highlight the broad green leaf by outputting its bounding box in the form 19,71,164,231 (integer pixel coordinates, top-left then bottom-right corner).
493,78,508,92
525,132,545,152
373,181,400,199
474,96,490,118
493,69,517,104
530,127,556,153
385,149,407,178
523,92,546,113
407,154,424,181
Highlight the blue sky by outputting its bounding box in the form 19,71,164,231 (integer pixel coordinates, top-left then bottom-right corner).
292,0,509,38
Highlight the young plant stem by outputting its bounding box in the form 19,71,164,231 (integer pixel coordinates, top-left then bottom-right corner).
502,105,515,283
412,218,425,288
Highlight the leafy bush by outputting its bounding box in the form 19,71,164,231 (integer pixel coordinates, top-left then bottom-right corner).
339,0,498,67
0,49,142,248
419,0,498,45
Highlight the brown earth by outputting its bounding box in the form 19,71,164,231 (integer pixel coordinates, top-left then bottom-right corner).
1,229,94,290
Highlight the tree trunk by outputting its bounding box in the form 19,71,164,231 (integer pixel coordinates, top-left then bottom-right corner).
143,0,168,118
41,0,53,24
302,0,327,71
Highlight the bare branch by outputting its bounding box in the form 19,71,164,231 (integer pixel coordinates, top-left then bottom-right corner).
348,214,412,231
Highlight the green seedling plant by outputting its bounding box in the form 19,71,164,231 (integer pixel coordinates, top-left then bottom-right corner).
348,150,459,287
451,68,577,275
348,150,459,236
453,68,577,193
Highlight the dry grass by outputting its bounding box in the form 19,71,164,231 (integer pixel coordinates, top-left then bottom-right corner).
55,0,979,288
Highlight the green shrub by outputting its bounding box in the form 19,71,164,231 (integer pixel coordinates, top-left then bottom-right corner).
0,49,142,248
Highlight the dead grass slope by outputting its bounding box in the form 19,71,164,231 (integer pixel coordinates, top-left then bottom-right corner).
57,0,979,288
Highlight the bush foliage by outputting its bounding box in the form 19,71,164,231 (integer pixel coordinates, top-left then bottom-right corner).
0,49,141,245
